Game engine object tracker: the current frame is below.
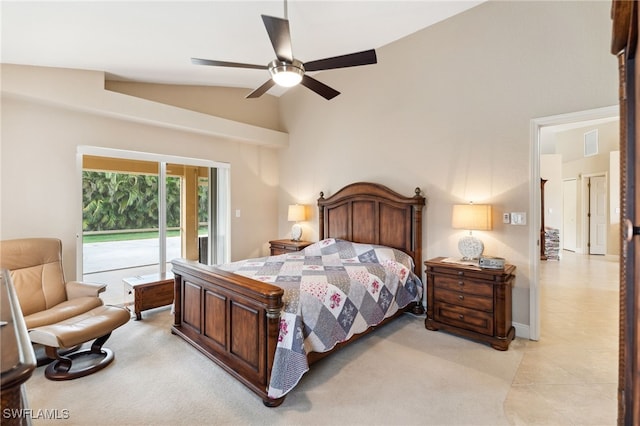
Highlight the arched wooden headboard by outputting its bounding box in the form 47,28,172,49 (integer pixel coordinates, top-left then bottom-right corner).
317,182,426,275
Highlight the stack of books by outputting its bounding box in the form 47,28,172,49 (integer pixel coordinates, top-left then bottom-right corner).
544,227,560,260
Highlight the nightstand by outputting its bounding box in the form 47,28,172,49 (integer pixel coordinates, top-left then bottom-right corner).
269,239,312,255
424,257,516,351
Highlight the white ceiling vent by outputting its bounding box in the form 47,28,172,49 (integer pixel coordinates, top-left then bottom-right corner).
584,129,599,157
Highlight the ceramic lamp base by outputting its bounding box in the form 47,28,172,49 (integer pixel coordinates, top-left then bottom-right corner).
458,235,484,260
291,223,302,241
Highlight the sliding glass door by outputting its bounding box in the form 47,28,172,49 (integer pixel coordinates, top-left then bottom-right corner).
78,147,229,302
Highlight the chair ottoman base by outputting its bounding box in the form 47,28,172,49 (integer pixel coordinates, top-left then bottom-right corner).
30,305,130,380
33,343,82,367
43,334,115,380
45,348,115,380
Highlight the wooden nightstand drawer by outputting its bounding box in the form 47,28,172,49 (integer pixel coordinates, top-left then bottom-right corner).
269,239,312,255
429,265,491,281
433,276,493,297
434,288,493,312
270,245,290,255
435,302,494,336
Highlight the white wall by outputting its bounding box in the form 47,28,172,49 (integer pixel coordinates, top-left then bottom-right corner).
556,121,619,163
277,0,618,329
540,154,563,231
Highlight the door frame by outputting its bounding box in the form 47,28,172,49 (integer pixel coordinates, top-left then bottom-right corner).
562,178,578,252
529,105,618,341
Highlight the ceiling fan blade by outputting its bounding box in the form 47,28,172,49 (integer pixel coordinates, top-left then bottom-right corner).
300,75,340,100
245,79,277,99
304,49,377,72
191,58,267,70
261,15,293,62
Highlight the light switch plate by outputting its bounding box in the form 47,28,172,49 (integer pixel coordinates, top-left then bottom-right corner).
511,212,527,225
503,213,511,224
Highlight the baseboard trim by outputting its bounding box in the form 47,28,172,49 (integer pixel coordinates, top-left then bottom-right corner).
513,322,531,340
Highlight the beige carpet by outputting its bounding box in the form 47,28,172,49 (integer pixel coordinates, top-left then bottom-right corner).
24,308,525,425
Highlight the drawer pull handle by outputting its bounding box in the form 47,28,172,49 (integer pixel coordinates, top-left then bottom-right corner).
458,295,464,300
458,314,464,320
458,281,464,286
458,271,464,276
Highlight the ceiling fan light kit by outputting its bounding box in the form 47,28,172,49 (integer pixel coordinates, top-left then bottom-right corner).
269,59,304,87
191,12,376,100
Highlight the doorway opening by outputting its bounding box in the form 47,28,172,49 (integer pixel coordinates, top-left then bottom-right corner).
530,105,619,340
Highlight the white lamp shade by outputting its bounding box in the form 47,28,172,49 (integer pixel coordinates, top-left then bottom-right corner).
288,204,306,222
452,203,492,260
452,204,493,231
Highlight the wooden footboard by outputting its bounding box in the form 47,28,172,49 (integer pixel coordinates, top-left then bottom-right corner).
171,259,285,407
171,258,421,407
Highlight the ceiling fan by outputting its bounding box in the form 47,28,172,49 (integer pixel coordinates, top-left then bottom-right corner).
191,7,377,100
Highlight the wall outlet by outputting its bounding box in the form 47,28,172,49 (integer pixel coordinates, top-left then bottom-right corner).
503,213,511,224
511,212,527,225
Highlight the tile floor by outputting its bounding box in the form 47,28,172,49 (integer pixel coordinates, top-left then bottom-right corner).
504,251,619,425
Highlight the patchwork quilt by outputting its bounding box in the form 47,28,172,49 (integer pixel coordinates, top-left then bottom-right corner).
217,238,423,399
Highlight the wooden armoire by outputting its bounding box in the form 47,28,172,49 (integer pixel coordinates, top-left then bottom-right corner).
611,1,640,424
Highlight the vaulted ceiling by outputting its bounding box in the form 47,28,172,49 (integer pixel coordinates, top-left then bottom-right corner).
1,1,483,95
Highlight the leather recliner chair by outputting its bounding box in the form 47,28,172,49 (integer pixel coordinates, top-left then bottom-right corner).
0,237,130,380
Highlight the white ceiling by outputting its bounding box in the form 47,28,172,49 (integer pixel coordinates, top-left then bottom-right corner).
1,1,483,95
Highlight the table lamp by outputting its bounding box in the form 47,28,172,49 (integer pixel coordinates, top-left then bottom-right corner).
452,203,492,260
288,204,306,241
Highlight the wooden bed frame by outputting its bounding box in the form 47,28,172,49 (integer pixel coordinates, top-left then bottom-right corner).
171,182,425,407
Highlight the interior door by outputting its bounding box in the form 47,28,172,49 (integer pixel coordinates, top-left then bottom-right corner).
563,179,577,251
611,1,639,423
589,175,607,255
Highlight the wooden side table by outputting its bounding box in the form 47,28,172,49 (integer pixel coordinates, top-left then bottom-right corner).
424,257,516,351
269,239,312,255
123,272,174,320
